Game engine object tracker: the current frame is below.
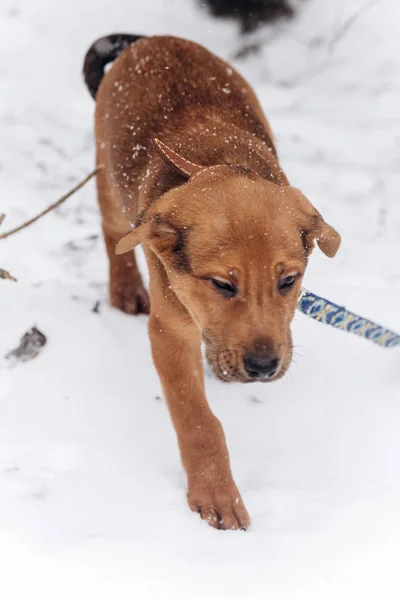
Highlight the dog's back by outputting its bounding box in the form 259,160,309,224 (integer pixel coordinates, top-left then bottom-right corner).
84,34,267,134
85,35,276,215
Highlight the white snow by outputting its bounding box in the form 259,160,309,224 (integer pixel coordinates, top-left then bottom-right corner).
1,0,400,598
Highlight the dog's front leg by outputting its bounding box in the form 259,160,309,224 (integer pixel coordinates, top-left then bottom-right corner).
149,311,251,530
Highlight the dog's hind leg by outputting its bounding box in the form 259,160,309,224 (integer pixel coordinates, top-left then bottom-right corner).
103,228,149,315
96,171,149,315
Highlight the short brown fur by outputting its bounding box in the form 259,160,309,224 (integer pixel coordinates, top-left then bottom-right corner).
91,35,340,530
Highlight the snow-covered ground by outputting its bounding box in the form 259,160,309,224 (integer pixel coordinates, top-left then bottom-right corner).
1,0,400,597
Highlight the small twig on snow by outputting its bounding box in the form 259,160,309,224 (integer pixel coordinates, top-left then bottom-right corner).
275,0,381,88
0,166,102,240
326,0,380,56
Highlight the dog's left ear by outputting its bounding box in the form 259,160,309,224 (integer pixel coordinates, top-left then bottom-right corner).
315,220,341,258
294,190,341,258
153,138,202,178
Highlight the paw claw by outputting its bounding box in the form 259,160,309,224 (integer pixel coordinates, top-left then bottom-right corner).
188,482,251,531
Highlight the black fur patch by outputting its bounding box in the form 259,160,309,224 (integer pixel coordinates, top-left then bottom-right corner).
171,227,192,273
152,215,193,273
83,33,145,99
300,229,313,257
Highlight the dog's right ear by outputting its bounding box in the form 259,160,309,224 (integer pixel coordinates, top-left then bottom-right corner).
153,138,202,178
115,216,178,255
115,224,149,254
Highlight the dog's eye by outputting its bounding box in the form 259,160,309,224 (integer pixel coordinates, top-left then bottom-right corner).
278,275,296,294
210,278,237,298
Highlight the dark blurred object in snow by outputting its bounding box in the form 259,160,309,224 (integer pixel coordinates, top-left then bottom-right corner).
201,0,295,33
6,327,47,363
92,301,100,314
0,268,17,282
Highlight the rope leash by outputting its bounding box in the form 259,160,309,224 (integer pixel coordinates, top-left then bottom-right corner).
298,289,400,349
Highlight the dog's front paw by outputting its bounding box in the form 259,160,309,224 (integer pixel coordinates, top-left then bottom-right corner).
188,479,251,531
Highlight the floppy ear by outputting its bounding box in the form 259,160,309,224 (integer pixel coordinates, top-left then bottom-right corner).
295,191,341,258
115,224,149,255
153,138,202,178
115,216,178,255
315,221,341,258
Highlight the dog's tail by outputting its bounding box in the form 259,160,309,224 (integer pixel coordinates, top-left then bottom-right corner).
83,33,145,100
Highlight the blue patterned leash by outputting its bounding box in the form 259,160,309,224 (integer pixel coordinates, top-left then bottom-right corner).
298,289,400,349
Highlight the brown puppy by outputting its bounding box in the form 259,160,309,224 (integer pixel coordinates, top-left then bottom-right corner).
83,34,341,530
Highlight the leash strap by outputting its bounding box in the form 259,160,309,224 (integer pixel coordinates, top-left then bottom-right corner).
298,289,400,349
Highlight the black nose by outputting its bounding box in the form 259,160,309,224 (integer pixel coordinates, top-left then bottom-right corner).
244,354,280,380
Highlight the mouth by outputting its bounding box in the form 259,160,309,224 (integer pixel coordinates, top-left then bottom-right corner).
208,354,289,384
205,341,292,384
211,365,286,384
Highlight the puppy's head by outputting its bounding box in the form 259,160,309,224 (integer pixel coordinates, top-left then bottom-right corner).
117,141,341,383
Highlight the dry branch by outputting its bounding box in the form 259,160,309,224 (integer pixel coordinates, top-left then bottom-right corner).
0,167,101,240
1,167,101,282
327,0,380,56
